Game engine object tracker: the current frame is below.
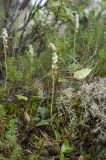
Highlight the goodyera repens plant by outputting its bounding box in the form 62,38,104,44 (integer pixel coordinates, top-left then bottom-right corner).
49,43,58,118
49,42,58,70
2,28,8,90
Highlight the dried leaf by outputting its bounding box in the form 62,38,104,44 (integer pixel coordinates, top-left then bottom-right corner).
16,95,28,101
24,111,30,122
78,155,84,160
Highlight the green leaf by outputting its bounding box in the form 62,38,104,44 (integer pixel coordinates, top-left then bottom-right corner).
35,119,50,127
64,6,71,16
81,149,92,160
60,153,65,160
61,140,74,154
39,106,48,119
51,2,61,7
16,95,28,101
32,116,40,122
74,68,92,80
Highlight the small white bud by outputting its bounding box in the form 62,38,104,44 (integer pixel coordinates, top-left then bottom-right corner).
52,64,55,69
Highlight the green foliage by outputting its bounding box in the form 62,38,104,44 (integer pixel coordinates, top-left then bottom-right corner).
6,119,21,160
7,57,23,84
0,105,5,118
60,140,74,160
0,115,21,159
5,119,18,145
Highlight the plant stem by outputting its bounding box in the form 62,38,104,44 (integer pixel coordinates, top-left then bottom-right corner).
50,70,55,120
73,29,77,71
4,45,7,90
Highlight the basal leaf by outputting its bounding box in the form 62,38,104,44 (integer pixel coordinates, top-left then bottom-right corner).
61,140,74,154
35,120,50,127
74,68,92,80
60,153,65,160
24,111,30,122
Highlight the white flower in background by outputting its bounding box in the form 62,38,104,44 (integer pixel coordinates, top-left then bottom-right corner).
75,13,79,32
28,45,34,56
49,43,57,52
2,28,8,46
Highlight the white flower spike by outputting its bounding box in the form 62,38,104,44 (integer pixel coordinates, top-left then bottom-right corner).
75,13,79,32
2,28,8,46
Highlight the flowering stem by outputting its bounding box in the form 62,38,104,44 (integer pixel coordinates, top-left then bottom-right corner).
73,13,79,71
4,43,8,90
2,28,8,90
49,43,58,124
73,29,77,71
51,70,55,120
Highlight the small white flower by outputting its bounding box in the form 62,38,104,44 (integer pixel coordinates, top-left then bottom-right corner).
2,28,8,39
52,64,55,69
52,52,58,64
49,43,57,52
28,45,34,56
49,43,58,70
2,28,8,46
